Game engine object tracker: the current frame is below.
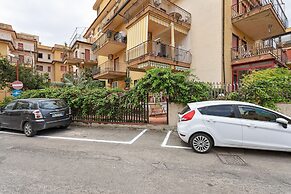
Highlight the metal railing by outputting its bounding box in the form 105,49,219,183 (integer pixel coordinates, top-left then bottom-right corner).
92,61,126,76
92,30,126,52
126,40,192,64
231,39,286,63
231,0,288,28
124,0,191,25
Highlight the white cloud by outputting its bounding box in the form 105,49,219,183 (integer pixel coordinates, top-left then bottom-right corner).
0,0,290,47
0,0,96,46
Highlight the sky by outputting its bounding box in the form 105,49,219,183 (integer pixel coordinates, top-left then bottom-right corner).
0,0,290,47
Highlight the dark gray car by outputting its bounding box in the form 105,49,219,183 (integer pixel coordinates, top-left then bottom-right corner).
0,98,72,137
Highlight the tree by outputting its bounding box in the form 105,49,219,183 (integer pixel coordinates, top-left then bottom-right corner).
0,58,49,90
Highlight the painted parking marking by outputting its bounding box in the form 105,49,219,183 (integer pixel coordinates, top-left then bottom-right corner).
0,129,148,145
161,131,192,150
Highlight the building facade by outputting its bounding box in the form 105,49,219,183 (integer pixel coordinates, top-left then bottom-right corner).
84,0,289,89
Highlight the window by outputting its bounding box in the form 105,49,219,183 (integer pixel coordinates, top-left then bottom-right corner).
5,102,16,110
198,105,236,118
14,101,31,110
36,65,43,71
134,80,138,86
61,65,67,72
38,53,43,59
112,81,118,88
39,100,67,110
60,52,64,59
238,106,278,122
232,34,239,51
19,55,24,64
18,43,24,50
48,54,51,60
48,66,51,72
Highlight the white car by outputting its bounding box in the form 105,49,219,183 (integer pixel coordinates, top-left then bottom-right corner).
177,101,291,153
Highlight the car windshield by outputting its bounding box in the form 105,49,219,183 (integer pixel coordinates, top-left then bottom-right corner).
39,100,67,110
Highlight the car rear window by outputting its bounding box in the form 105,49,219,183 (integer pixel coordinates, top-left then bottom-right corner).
39,100,67,110
180,105,191,115
198,105,236,118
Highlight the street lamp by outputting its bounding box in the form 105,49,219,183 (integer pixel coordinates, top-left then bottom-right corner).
8,53,20,81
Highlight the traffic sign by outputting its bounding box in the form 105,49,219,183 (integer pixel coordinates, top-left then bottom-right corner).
12,81,23,90
11,89,22,97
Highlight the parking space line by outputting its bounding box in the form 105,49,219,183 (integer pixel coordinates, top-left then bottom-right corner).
161,131,192,150
0,129,148,145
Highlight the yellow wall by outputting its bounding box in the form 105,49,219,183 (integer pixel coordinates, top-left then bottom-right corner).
100,0,110,13
224,0,255,83
129,71,145,88
0,42,9,56
53,62,67,82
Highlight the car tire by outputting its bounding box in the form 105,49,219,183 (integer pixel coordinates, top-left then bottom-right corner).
190,133,213,154
23,122,36,137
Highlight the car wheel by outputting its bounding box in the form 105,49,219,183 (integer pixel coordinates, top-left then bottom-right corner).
190,133,213,153
23,122,36,137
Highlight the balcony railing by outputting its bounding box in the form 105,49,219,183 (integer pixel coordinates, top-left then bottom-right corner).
124,0,191,25
232,0,288,28
100,0,130,30
231,39,286,63
126,41,192,64
92,61,125,76
92,30,126,52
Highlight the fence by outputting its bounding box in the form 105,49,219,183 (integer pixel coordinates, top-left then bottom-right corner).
72,100,149,124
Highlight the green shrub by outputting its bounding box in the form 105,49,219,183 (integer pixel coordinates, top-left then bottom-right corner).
228,68,291,109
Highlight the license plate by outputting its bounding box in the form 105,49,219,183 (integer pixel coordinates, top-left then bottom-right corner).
52,112,64,118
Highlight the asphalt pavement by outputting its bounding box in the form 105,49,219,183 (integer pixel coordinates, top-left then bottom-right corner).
1,126,291,194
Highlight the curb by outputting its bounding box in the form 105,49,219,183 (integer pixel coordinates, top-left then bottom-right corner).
71,121,177,131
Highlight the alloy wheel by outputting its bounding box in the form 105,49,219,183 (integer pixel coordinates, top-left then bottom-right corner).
192,135,211,153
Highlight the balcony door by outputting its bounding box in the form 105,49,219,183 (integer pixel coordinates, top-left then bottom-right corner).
85,49,90,61
114,57,119,71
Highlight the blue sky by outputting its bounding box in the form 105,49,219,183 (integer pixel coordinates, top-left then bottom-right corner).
0,0,290,46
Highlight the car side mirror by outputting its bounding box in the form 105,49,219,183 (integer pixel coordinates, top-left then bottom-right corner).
276,118,288,129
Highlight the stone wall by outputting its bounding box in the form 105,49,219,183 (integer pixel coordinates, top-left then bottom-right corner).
168,103,185,127
276,103,291,117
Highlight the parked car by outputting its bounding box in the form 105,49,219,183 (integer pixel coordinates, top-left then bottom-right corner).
0,99,72,137
177,101,291,153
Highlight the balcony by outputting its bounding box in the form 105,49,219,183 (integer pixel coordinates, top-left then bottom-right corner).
100,0,191,32
93,60,126,80
231,0,288,39
126,41,191,71
63,52,97,67
92,30,126,56
231,40,286,66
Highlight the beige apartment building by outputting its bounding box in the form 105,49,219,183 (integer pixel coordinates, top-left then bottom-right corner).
83,0,288,89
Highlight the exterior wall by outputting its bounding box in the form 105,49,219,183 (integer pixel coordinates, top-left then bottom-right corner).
174,0,224,83
37,49,53,63
129,71,145,87
36,62,54,81
0,43,9,56
54,62,67,82
0,88,10,101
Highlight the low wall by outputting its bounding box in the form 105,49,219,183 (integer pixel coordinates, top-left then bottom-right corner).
0,89,10,101
276,103,291,117
168,103,185,127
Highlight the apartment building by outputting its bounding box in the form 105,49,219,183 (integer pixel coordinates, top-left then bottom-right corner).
83,0,288,89
0,23,38,69
36,44,54,81
84,0,193,89
63,32,98,77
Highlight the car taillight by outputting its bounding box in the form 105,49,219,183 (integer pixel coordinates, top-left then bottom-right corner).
33,110,43,119
181,110,195,121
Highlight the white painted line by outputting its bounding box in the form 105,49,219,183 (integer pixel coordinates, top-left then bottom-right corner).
161,130,192,150
37,135,132,144
0,129,148,145
128,129,148,144
0,131,24,136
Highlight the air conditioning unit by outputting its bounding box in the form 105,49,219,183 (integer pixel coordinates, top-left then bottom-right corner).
106,30,113,38
108,54,114,60
153,0,161,7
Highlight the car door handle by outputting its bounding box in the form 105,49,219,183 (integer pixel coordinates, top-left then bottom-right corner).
206,119,215,123
245,124,257,128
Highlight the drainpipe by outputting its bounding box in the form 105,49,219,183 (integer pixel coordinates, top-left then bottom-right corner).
222,0,226,84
